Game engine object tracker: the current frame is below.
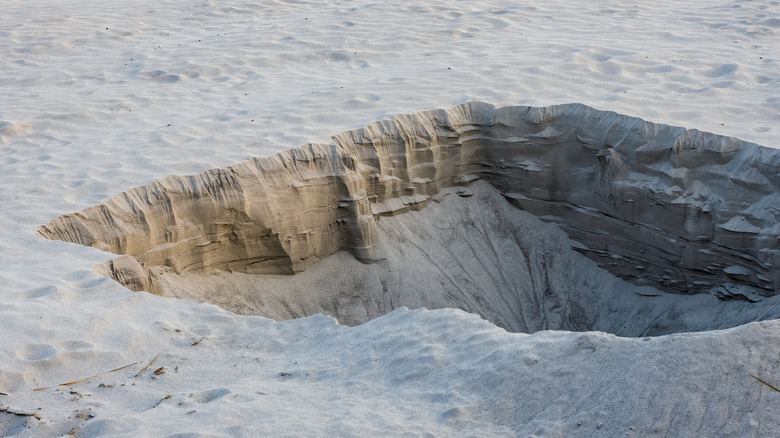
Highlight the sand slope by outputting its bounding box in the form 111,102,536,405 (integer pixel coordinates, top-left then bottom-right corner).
139,182,780,336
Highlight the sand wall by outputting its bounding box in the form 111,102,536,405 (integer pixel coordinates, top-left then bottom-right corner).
39,102,780,304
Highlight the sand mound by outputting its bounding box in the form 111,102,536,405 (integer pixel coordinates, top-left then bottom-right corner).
39,102,780,334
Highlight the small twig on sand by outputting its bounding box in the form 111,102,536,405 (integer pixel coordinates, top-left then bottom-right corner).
135,353,162,377
751,374,780,393
33,362,139,391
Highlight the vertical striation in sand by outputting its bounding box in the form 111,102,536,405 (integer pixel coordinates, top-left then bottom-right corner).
39,102,780,306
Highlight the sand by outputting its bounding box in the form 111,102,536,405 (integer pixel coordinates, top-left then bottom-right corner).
2,0,780,436
38,102,780,335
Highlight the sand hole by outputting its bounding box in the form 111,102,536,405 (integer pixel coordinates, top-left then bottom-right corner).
39,102,780,336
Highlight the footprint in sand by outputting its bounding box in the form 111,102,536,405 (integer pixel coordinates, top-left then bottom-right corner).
19,285,58,299
189,388,231,404
58,340,94,352
705,63,739,78
589,60,622,75
15,344,57,361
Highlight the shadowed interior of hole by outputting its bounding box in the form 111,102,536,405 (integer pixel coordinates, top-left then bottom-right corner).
124,181,780,336
38,102,780,336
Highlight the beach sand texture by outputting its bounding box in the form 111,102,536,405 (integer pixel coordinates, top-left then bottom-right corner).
2,0,780,436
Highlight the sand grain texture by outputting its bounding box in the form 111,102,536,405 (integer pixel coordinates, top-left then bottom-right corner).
2,0,780,436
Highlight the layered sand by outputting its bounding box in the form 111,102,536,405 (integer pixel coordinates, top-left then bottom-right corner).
40,103,780,335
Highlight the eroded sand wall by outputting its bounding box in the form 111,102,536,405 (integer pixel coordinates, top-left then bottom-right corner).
39,102,780,301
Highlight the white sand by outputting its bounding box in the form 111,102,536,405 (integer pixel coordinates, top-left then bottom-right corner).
2,0,779,436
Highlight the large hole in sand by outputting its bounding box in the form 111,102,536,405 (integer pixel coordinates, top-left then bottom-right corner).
39,102,780,336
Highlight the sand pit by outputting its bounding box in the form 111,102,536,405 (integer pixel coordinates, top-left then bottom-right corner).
6,0,780,434
39,102,780,336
